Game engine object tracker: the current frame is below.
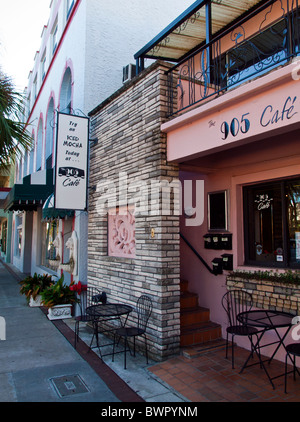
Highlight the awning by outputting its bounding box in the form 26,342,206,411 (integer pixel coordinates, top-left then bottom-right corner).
42,193,75,221
4,169,54,212
135,0,270,64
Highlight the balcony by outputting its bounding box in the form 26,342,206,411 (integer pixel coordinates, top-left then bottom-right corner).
135,0,300,117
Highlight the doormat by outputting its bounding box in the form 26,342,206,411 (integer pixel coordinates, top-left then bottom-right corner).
50,374,90,398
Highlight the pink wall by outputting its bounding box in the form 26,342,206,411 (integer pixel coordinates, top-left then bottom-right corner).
165,60,300,364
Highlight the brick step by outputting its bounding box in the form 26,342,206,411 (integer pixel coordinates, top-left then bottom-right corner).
180,321,222,347
180,306,210,327
180,291,199,309
181,339,227,359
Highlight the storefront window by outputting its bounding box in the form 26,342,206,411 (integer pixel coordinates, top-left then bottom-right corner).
243,178,300,268
15,214,23,258
286,180,300,266
42,220,59,268
2,221,7,253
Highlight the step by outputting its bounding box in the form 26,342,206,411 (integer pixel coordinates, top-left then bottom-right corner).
180,291,198,309
180,321,222,347
180,306,210,327
181,339,227,359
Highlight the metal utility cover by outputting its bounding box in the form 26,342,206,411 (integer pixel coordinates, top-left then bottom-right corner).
50,374,90,398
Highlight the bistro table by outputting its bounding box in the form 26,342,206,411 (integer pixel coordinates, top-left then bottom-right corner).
237,309,297,389
86,303,133,358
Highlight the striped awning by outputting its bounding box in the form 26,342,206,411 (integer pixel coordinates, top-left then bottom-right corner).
42,193,74,220
4,169,54,212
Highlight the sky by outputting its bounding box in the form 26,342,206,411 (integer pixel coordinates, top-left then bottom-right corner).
0,0,51,91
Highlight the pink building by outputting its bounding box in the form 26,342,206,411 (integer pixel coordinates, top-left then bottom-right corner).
88,0,300,368
133,0,300,362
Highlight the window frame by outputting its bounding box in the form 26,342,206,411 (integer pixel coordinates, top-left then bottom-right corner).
51,20,58,55
243,177,300,269
66,0,75,20
208,190,229,231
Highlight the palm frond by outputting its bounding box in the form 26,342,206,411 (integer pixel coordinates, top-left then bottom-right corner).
0,71,33,169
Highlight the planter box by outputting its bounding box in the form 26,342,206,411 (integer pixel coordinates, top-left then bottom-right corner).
59,263,74,273
29,295,43,307
226,276,300,313
47,304,72,320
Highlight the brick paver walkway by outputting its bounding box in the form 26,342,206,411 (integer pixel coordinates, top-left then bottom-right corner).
149,345,300,402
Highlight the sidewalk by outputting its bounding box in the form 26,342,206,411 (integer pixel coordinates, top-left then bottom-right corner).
0,261,186,403
1,260,300,403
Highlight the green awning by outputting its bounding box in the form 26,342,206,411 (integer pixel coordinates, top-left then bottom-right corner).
4,169,54,212
42,193,74,221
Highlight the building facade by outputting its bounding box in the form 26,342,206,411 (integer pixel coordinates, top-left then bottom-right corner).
4,0,192,284
88,62,181,359
88,0,300,362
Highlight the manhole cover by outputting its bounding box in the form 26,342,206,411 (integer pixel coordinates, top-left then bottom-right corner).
50,374,90,398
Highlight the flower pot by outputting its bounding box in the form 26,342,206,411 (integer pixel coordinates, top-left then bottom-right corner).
29,295,43,307
59,262,74,274
49,259,60,268
47,304,72,320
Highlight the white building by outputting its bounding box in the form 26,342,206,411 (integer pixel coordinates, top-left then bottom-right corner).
5,0,193,282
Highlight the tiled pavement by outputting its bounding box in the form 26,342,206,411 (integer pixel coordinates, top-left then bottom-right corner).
148,343,300,402
2,260,300,403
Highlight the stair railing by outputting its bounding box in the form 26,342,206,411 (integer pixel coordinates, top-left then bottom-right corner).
180,232,215,275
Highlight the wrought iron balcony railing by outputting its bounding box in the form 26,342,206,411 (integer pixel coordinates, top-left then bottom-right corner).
166,1,300,117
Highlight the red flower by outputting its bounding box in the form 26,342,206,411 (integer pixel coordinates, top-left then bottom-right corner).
70,281,87,295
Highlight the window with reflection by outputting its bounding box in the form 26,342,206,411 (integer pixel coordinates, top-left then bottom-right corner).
42,220,59,268
243,178,300,268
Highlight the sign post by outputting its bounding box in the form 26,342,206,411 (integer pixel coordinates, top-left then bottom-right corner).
55,113,89,211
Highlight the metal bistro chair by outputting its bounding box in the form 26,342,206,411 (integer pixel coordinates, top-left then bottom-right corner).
284,343,300,393
112,295,153,369
74,286,107,349
221,289,259,369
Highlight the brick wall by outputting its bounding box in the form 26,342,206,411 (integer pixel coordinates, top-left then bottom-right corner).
226,277,300,314
88,62,181,361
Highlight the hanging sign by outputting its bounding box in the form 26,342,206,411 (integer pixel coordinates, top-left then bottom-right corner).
55,112,89,210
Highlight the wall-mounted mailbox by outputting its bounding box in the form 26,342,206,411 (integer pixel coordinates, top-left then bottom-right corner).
220,234,232,250
221,254,233,271
212,258,223,275
204,234,213,249
204,233,232,250
212,235,221,249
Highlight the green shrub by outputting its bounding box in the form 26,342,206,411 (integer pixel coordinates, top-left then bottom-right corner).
19,273,53,301
41,274,79,308
228,269,300,285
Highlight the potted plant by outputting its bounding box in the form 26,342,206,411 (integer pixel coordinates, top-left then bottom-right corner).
59,256,75,273
49,255,60,268
41,274,79,320
19,273,53,307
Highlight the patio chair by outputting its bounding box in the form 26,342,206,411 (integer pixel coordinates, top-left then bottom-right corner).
112,295,153,369
284,343,300,393
221,289,259,369
74,286,107,349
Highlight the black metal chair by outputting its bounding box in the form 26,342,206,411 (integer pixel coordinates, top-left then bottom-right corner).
74,286,107,349
221,289,259,369
112,295,153,369
285,343,300,393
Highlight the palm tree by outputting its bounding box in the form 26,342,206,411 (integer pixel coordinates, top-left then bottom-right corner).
0,70,32,169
